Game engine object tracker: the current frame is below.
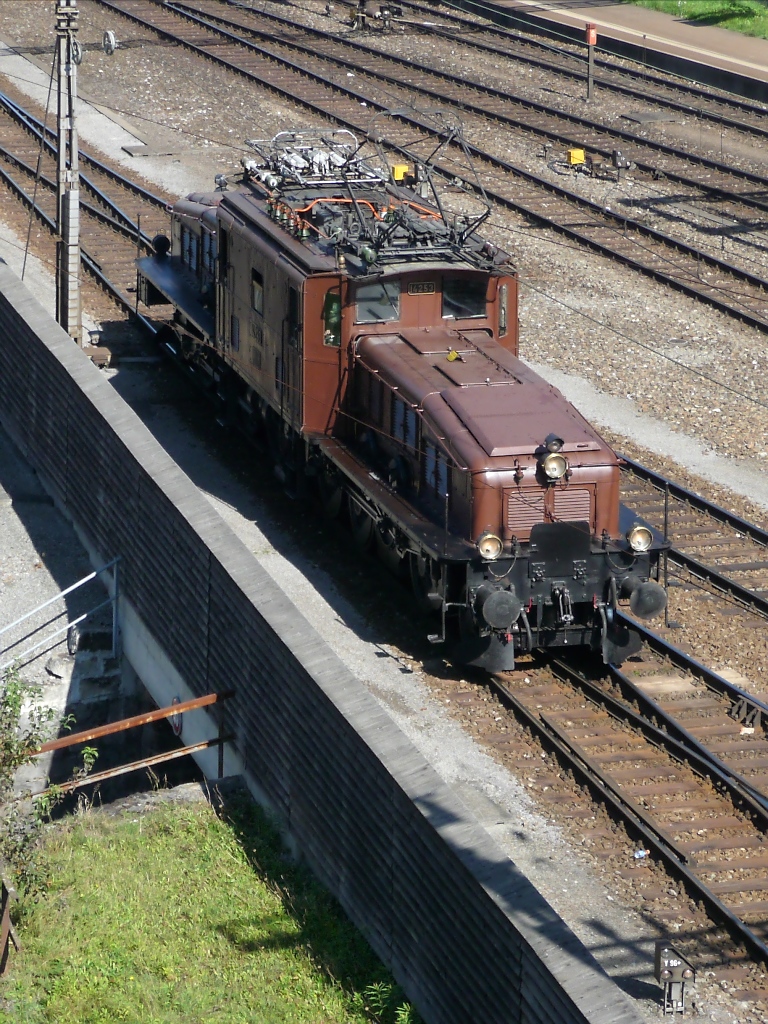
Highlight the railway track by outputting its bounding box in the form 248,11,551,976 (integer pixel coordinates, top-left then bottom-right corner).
177,0,768,224
0,89,170,322
620,455,768,620
475,658,768,988
392,0,768,141
94,0,768,337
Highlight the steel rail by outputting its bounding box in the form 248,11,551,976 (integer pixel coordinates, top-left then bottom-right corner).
0,92,159,245
95,0,768,335
667,551,768,620
620,456,768,619
621,455,768,547
606,660,768,809
173,0,768,217
396,0,768,136
0,91,168,211
0,162,156,334
0,142,155,247
552,657,768,832
616,611,768,731
489,670,768,967
229,0,768,137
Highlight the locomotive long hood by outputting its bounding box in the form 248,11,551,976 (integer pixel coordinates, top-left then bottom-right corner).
355,329,617,472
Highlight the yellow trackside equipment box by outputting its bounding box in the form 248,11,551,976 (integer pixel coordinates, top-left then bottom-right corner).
567,148,586,166
391,164,410,182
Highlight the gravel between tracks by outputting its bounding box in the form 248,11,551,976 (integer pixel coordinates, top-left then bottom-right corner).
1,2,768,1018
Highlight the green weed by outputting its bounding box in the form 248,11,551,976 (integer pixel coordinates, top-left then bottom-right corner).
0,797,419,1024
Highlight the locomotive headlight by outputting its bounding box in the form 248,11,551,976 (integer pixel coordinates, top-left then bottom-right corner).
627,523,653,552
542,452,568,480
544,433,564,453
477,532,503,560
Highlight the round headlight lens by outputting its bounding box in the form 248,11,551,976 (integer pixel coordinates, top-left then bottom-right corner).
542,453,568,480
627,524,653,552
477,532,503,560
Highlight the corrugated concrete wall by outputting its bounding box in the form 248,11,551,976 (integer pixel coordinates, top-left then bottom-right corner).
0,264,644,1024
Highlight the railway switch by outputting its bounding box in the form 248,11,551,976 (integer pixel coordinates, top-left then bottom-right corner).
654,941,695,1014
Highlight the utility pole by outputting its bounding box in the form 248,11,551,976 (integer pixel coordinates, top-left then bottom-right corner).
55,0,81,345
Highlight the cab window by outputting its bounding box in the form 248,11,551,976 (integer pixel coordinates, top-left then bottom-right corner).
355,280,400,323
442,276,486,319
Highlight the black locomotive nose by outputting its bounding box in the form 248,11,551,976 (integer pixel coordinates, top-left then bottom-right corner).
475,584,523,630
628,580,667,620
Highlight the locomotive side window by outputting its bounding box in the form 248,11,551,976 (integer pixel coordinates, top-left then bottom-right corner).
392,395,417,451
323,291,341,347
499,283,508,336
181,226,198,272
218,227,228,275
287,286,301,349
370,375,382,425
355,280,400,323
442,276,486,319
423,440,449,497
251,270,263,314
202,231,216,275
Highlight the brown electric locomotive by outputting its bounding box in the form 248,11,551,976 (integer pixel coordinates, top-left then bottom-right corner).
137,121,666,671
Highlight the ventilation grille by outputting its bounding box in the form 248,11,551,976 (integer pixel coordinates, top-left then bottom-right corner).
554,488,591,522
506,492,545,533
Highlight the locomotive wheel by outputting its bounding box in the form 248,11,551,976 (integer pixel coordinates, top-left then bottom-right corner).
348,496,374,550
409,553,442,613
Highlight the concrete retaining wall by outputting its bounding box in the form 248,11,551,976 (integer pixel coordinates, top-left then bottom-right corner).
0,263,643,1024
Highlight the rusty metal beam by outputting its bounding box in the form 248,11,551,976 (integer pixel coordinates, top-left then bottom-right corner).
47,736,232,794
35,691,233,754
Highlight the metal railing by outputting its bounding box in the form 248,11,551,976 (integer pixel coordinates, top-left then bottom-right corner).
0,558,120,672
35,690,234,792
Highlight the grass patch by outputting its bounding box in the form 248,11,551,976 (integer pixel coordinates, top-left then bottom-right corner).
0,793,417,1024
628,0,768,39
